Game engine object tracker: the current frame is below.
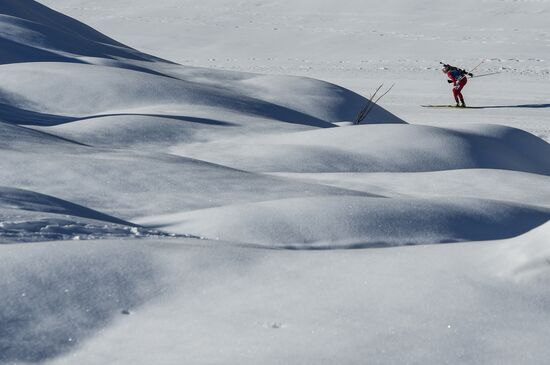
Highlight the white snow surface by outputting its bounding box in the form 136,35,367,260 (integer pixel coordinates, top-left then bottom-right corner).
1,0,550,363
2,228,550,365
139,196,550,248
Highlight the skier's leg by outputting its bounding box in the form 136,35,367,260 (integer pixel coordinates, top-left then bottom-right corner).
458,91,465,106
456,85,464,104
456,79,467,106
452,88,460,105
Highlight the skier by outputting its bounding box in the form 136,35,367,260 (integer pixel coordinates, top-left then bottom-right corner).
442,64,473,107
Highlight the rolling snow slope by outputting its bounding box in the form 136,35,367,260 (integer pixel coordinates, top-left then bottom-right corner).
2,224,550,364
172,123,550,174
138,196,550,248
40,0,550,141
1,0,550,364
0,0,396,235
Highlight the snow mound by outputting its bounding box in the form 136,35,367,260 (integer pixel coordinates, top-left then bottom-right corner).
35,114,237,148
138,196,550,248
0,61,400,133
0,0,162,64
0,186,182,242
271,169,550,208
495,221,550,282
0,3,402,131
175,123,550,175
0,186,132,225
0,121,83,150
0,146,371,220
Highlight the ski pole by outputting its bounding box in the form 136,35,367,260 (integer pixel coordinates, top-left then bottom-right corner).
468,60,484,74
470,72,501,78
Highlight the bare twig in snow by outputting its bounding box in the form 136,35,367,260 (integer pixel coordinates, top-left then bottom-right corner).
355,83,395,124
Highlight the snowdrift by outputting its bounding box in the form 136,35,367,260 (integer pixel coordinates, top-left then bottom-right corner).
1,1,549,364
1,0,549,248
138,196,550,248
0,186,180,242
0,0,402,132
272,169,550,208
0,0,161,64
0,61,402,131
0,0,548,249
494,221,550,282
175,123,550,175
0,146,373,221
0,121,84,150
3,226,550,364
0,186,132,225
0,240,163,362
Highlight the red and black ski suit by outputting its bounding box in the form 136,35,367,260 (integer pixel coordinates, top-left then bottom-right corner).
447,69,467,104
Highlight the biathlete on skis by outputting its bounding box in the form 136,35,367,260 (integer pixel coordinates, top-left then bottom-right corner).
442,64,473,107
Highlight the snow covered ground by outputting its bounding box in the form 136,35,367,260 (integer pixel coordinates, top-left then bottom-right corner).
1,0,549,363
40,0,550,140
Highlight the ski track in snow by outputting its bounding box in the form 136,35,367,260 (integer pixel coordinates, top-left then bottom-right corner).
1,0,550,363
0,217,180,243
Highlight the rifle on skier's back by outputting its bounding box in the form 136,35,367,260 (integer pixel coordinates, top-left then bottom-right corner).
440,62,473,79
441,61,502,80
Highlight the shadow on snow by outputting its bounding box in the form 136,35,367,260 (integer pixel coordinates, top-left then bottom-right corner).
469,104,550,109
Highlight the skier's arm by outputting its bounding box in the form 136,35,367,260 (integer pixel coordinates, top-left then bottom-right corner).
446,71,457,85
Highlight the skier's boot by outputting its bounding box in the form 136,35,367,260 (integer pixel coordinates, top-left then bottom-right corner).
460,101,466,108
